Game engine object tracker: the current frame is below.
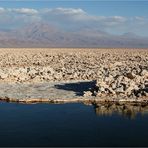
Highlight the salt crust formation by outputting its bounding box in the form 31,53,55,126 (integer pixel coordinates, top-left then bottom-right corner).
0,48,147,102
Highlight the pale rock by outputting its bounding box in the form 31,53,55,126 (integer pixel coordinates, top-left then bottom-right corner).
83,91,92,97
11,69,20,77
99,87,105,92
125,87,134,96
28,69,37,76
108,87,116,94
19,67,27,73
18,75,29,81
54,73,63,80
111,83,117,90
116,86,124,93
0,73,8,79
32,76,41,82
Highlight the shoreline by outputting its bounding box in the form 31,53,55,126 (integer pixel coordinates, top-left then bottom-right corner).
1,98,148,104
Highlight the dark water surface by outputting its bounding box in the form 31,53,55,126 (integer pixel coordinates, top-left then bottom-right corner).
0,102,148,147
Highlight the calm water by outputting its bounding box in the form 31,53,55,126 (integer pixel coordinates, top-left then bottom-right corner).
0,101,148,147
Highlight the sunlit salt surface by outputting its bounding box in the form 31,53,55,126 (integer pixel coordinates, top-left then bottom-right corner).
0,101,148,147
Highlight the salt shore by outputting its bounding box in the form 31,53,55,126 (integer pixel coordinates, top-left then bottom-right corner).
0,48,147,104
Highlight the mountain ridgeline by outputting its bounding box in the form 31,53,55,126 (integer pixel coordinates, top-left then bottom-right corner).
0,23,148,48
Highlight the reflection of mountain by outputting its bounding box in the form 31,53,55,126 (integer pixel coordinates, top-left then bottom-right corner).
0,23,148,48
94,102,148,119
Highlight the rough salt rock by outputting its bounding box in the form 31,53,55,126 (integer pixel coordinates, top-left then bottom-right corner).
0,73,8,79
84,67,148,99
28,69,38,75
83,91,92,97
141,70,148,76
107,87,116,94
116,86,124,93
18,75,29,82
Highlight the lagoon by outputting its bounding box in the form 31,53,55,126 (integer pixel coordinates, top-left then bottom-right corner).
0,102,148,147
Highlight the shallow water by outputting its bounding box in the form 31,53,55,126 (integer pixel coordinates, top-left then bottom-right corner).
0,102,148,147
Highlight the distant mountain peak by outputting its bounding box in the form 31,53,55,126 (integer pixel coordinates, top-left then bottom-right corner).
0,22,148,48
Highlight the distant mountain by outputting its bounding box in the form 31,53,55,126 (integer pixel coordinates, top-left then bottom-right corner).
0,23,148,48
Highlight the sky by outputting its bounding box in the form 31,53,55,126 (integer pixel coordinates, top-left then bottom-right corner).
0,0,148,36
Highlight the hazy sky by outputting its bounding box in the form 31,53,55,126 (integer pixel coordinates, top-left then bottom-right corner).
0,0,148,36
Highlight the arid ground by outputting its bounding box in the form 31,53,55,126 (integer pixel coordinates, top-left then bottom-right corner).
0,48,147,104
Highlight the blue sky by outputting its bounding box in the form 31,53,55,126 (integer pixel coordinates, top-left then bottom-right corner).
0,1,148,16
0,1,148,36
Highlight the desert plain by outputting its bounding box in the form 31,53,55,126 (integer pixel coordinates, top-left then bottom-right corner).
0,48,147,104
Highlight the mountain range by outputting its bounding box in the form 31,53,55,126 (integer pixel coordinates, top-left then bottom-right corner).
0,23,148,48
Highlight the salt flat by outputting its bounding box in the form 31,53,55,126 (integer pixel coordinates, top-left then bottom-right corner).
0,48,147,103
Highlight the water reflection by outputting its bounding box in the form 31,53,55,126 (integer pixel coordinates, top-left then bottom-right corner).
93,102,148,119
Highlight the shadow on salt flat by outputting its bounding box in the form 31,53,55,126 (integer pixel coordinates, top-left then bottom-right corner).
54,80,96,96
